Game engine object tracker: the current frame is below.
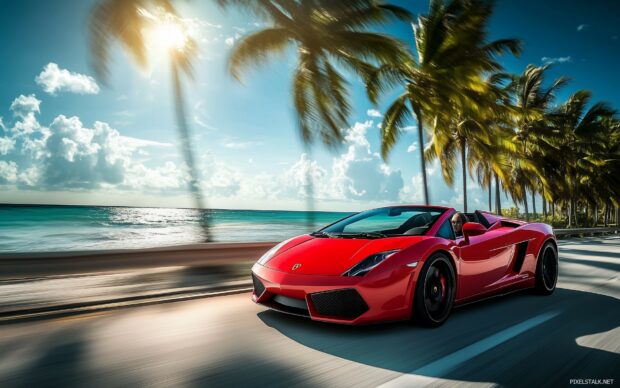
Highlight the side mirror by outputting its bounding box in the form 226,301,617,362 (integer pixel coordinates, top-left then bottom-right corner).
462,222,486,245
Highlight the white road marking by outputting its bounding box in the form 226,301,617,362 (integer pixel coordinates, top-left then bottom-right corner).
378,310,561,388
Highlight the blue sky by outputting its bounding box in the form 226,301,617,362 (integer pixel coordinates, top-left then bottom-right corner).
0,0,618,211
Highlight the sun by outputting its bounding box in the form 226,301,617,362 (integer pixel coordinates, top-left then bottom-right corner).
154,20,187,51
140,8,190,54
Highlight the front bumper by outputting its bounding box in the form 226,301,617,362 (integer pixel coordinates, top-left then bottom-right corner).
251,262,416,324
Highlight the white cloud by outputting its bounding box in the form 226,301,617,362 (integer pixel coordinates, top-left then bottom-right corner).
10,94,41,118
328,121,403,201
399,173,425,204
41,116,127,187
541,56,572,65
194,115,218,131
216,121,405,204
0,136,15,155
225,37,235,46
401,125,417,132
18,166,41,186
577,24,588,31
366,109,382,118
35,63,100,95
407,141,418,153
193,100,217,131
426,159,439,176
223,141,261,150
0,161,18,183
0,87,518,211
9,95,42,136
199,154,243,196
119,136,173,151
126,161,186,190
0,96,185,191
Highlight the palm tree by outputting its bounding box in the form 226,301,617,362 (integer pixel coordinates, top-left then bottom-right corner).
215,0,411,228
89,0,211,240
579,116,620,226
472,121,513,214
368,0,520,210
428,76,517,214
549,90,616,227
506,64,569,221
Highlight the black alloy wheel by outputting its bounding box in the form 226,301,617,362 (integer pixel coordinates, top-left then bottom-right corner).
413,253,455,327
536,241,558,295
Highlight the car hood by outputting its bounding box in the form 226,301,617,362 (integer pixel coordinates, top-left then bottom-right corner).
265,235,429,276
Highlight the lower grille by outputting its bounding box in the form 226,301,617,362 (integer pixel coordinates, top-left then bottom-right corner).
252,273,266,297
273,295,308,311
265,295,310,317
309,288,369,319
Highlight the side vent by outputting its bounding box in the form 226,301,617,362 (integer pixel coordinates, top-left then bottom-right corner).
512,241,529,272
500,220,522,228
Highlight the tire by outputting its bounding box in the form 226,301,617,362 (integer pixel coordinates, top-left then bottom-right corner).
535,241,558,295
413,253,456,327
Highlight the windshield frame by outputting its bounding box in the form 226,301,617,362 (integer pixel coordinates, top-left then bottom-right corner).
314,206,448,238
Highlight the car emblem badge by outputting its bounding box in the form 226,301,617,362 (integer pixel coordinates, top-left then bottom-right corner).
292,264,301,270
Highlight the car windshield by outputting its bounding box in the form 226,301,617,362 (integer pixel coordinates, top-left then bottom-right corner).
316,207,445,238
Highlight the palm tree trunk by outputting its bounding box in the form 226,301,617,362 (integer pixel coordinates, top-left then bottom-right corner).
172,61,211,242
488,182,491,212
304,145,316,232
542,187,547,218
531,189,536,218
594,203,598,227
551,201,555,218
523,193,529,221
604,203,609,227
413,107,429,205
572,197,578,227
495,172,501,215
567,201,572,228
461,140,467,213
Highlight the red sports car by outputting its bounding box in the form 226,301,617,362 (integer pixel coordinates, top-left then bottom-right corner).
251,205,558,326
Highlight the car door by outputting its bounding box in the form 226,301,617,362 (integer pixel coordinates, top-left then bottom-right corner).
455,228,516,300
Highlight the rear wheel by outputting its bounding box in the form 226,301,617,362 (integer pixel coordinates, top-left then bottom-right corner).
535,241,558,295
413,253,455,327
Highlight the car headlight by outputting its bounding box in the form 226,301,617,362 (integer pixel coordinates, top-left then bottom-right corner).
257,239,292,265
343,250,400,277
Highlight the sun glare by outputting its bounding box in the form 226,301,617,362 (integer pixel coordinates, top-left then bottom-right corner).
155,21,187,51
140,8,191,54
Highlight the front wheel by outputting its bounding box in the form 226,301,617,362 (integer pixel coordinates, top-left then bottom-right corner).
535,241,558,295
413,253,456,327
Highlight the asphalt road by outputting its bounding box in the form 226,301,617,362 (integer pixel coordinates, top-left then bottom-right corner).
1,236,619,388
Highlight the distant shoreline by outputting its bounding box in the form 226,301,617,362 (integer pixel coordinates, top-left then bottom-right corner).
0,203,349,214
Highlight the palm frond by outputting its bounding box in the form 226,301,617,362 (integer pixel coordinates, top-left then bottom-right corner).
227,27,294,81
380,93,412,159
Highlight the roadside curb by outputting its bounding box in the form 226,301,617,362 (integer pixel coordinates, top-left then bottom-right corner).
0,283,253,325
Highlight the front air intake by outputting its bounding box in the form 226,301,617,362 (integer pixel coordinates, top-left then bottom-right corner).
309,289,369,319
252,273,266,297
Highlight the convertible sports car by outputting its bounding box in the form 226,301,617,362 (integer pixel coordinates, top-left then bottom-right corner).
251,205,558,326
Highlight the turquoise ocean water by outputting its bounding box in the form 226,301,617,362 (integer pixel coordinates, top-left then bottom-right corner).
0,205,353,253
